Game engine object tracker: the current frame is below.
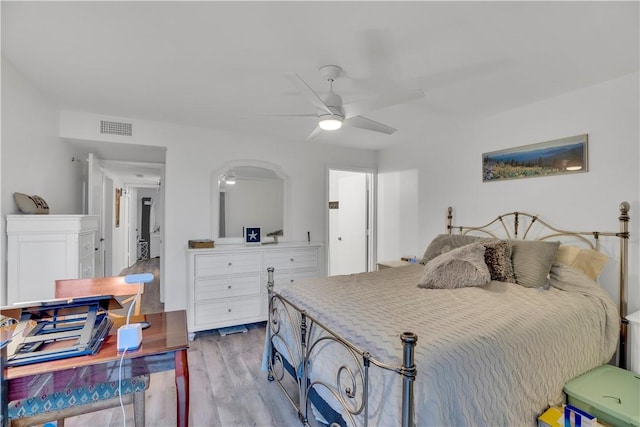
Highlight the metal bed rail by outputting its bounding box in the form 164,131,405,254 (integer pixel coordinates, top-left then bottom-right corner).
266,267,417,427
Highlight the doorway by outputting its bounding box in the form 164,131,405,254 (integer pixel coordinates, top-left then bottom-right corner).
328,168,376,276
86,154,165,296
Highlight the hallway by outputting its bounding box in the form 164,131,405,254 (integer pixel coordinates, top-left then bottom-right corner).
119,257,163,313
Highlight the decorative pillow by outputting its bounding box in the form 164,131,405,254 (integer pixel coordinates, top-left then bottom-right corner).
13,193,49,214
509,239,560,288
483,239,516,283
418,242,491,289
554,245,608,280
420,234,490,264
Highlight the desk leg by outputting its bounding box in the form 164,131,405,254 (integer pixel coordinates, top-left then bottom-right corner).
175,349,189,427
1,346,7,427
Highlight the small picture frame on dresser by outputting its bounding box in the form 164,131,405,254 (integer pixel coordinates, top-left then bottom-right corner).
245,226,261,245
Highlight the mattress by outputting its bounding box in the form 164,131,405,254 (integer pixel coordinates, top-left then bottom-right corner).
264,262,619,426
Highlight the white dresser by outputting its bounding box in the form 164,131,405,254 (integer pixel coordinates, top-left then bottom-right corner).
7,215,99,304
186,242,322,339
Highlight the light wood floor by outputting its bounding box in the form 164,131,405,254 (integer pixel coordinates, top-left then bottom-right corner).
62,258,303,427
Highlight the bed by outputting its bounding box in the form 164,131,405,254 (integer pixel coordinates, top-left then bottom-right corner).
263,203,630,427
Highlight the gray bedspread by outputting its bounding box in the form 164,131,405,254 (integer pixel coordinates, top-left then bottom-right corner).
275,263,619,426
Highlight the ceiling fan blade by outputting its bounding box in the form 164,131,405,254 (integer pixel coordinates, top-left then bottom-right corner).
344,116,397,135
263,113,317,118
306,126,323,140
285,72,333,116
342,88,425,119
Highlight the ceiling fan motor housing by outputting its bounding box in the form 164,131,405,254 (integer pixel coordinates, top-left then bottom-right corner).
321,92,344,116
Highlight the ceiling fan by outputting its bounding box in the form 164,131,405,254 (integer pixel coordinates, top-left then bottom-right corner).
282,65,424,139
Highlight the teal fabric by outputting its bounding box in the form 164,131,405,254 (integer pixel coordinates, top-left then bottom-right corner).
9,375,149,419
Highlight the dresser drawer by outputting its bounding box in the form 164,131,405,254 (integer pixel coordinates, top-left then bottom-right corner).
195,273,261,301
195,252,262,277
194,296,262,326
263,248,318,271
265,269,318,291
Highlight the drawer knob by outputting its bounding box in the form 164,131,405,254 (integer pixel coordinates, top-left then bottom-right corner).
290,279,294,283
290,258,294,262
228,308,231,312
227,285,231,289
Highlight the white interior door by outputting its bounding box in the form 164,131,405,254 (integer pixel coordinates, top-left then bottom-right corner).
329,171,368,276
87,153,105,277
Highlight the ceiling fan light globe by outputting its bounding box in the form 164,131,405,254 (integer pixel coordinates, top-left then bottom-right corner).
225,173,237,184
318,115,343,131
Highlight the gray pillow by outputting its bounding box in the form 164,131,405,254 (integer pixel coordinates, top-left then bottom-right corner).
418,242,491,289
421,234,490,264
483,239,516,283
509,239,560,288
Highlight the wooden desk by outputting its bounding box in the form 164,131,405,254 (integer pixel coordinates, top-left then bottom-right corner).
3,310,189,427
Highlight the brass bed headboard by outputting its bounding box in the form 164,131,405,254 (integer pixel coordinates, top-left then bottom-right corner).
446,202,630,369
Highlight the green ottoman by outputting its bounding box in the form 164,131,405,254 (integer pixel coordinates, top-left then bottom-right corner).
564,365,639,427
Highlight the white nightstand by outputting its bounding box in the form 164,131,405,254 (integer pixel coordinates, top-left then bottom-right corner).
377,260,412,271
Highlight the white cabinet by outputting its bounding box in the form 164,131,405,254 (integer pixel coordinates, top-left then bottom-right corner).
6,215,99,304
187,242,322,339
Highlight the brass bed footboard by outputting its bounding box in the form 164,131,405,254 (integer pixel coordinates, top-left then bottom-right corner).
265,267,417,427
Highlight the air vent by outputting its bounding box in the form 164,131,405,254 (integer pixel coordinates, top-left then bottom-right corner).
100,120,132,136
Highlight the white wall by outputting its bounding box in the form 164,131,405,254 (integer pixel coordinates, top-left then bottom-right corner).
0,57,85,303
378,72,640,313
59,110,377,311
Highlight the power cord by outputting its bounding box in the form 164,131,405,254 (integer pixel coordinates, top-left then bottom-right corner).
118,347,128,427
117,275,145,427
125,280,142,326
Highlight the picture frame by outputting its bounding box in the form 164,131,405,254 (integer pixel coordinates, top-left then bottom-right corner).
482,134,588,182
245,226,261,245
115,188,122,227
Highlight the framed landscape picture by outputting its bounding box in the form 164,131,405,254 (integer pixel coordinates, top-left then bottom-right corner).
483,134,588,182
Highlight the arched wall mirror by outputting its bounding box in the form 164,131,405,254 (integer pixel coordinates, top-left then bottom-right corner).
212,161,290,244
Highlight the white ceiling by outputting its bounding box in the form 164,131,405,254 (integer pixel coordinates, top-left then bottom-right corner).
2,1,638,152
